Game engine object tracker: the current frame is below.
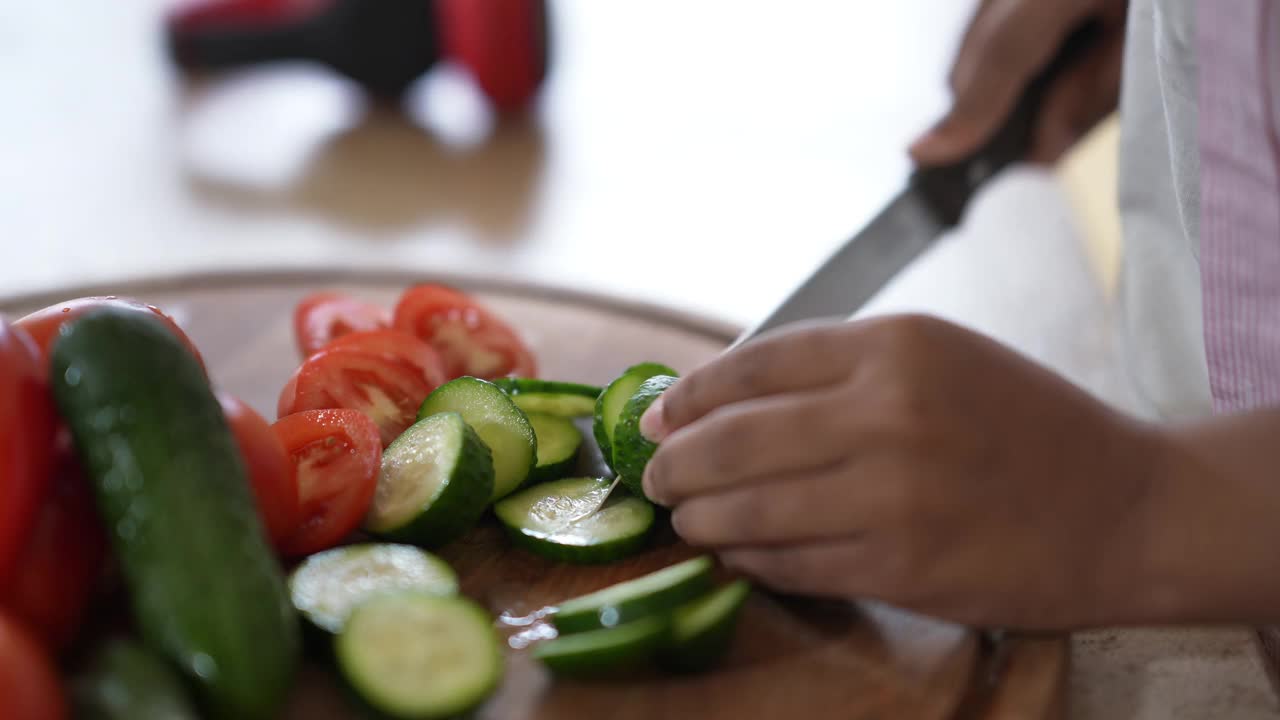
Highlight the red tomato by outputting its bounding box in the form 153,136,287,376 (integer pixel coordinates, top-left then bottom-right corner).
0,611,66,720
393,284,537,379
218,392,299,549
278,337,445,446
0,320,56,593
14,296,205,373
5,459,106,652
272,409,381,557
435,0,547,111
294,292,390,358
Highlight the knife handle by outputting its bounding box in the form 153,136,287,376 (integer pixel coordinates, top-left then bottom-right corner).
909,19,1105,226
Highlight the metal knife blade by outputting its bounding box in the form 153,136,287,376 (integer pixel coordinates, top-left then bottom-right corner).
732,21,1104,349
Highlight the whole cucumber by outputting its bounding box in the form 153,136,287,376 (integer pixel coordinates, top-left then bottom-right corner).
51,308,299,719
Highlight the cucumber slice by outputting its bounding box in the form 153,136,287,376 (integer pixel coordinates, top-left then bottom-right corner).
526,412,582,484
364,412,494,546
418,377,536,501
660,580,751,673
532,616,669,678
336,593,502,720
289,544,459,634
72,638,200,720
492,379,603,418
552,555,715,634
592,363,677,470
611,375,677,499
493,477,654,565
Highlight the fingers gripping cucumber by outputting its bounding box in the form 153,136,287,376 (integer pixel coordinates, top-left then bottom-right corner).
611,375,677,499
51,308,299,720
592,363,676,471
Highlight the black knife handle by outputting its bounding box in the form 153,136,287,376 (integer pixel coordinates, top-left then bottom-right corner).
908,20,1105,227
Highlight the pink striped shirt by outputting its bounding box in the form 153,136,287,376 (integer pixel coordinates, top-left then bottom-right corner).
1200,1,1280,412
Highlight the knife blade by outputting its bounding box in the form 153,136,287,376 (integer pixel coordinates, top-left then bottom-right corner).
732,21,1104,348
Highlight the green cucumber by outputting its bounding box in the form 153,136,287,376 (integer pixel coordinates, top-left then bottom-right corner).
418,377,536,501
552,555,715,634
364,412,494,546
660,580,751,672
493,477,654,564
72,638,200,720
492,378,602,418
611,375,678,498
592,363,676,471
526,412,582,484
336,593,502,720
51,308,298,720
533,616,669,678
289,544,459,634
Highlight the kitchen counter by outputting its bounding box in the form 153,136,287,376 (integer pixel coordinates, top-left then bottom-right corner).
4,1,1278,717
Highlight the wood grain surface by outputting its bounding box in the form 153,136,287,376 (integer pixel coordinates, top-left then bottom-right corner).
2,273,1067,720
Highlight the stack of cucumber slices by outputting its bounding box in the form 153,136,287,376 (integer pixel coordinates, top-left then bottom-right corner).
365,362,681,565
277,363,738,715
536,556,752,676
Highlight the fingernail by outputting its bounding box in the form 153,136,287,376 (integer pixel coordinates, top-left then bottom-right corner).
641,462,665,506
640,396,669,443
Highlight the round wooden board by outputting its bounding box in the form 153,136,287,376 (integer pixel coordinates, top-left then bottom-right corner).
2,272,1067,720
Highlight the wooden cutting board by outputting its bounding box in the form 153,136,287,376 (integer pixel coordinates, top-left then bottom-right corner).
2,272,1068,720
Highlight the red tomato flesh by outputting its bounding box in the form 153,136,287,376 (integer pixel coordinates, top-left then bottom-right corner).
0,320,56,594
0,610,66,720
293,292,390,359
392,284,537,380
272,409,381,557
218,392,300,549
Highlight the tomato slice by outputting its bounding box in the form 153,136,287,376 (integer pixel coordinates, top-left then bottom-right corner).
14,296,205,374
294,292,390,358
5,457,106,653
0,320,56,594
393,284,537,380
320,330,448,387
272,409,381,557
218,392,299,549
279,342,444,446
0,611,65,720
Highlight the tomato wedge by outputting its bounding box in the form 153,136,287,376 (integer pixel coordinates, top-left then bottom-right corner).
15,296,204,373
272,409,381,557
294,292,390,358
0,611,65,720
218,392,299,549
393,284,537,379
0,320,56,594
5,458,106,652
278,334,446,446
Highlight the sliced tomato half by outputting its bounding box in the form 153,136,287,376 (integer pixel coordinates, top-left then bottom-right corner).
218,392,299,549
272,409,381,558
14,296,205,373
0,611,65,720
392,284,537,380
293,292,390,359
0,320,56,594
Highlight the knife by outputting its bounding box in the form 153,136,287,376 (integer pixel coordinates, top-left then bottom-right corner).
728,20,1104,691
732,21,1103,348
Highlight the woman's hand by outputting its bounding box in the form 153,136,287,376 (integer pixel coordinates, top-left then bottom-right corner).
910,0,1128,166
640,315,1167,630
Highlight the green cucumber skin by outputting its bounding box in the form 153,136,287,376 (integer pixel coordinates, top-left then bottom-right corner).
611,375,678,499
526,412,582,485
371,416,495,548
659,580,752,673
592,363,677,471
51,308,299,720
72,638,200,720
552,556,715,634
491,378,603,398
533,616,670,678
417,377,536,501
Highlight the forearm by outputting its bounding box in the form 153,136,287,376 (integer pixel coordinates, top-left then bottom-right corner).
1132,408,1280,624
